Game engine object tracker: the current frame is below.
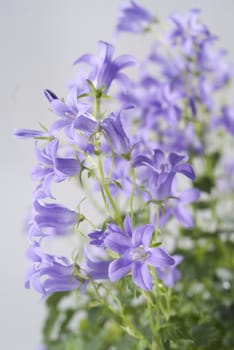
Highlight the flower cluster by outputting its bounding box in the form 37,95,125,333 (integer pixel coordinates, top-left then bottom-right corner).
15,2,234,349
15,27,201,297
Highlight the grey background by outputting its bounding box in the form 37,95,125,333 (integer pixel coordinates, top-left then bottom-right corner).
1,1,234,348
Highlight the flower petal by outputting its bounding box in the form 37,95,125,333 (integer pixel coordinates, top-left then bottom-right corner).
74,114,98,134
174,206,194,228
132,224,154,247
180,188,200,204
175,163,196,180
168,152,186,167
55,157,80,176
123,214,133,237
147,247,175,267
108,258,132,282
104,232,131,254
157,172,175,200
132,261,152,291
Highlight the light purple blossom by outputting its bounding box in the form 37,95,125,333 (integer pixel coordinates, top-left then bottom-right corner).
13,129,47,139
133,149,195,201
168,9,210,55
73,41,136,93
115,1,155,35
160,188,200,228
101,109,131,156
156,254,183,287
213,106,234,134
33,200,78,236
83,249,110,281
104,215,175,291
25,242,80,297
88,229,107,247
45,86,91,137
31,139,80,196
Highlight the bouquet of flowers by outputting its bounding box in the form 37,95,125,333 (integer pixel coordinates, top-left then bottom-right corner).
15,1,234,349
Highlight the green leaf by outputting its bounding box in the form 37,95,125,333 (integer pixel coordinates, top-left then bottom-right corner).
112,179,123,190
59,309,76,334
46,291,69,308
194,175,215,193
191,324,218,347
159,317,192,343
43,307,60,343
43,292,70,343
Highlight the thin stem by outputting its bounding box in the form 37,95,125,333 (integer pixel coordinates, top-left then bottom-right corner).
97,151,123,227
129,165,136,226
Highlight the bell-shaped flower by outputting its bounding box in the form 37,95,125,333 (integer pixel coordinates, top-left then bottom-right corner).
13,128,47,139
31,139,80,196
101,109,131,156
25,242,80,297
156,254,183,287
115,1,155,35
133,149,196,201
104,215,175,291
168,9,210,55
82,247,110,281
33,200,78,236
44,87,92,137
73,41,136,93
160,188,200,228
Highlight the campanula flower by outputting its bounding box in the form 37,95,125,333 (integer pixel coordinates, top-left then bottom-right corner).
156,254,183,287
25,242,80,297
13,129,47,139
33,200,78,236
73,41,136,93
133,149,195,201
45,86,91,137
31,139,80,196
160,188,200,228
88,229,107,247
83,248,110,281
101,109,131,156
168,9,210,55
215,106,234,135
104,215,175,291
115,1,155,35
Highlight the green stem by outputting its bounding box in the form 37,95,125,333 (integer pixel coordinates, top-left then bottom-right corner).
129,165,136,225
97,152,123,227
92,282,151,348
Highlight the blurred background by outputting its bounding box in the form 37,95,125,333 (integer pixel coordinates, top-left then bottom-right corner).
1,0,234,348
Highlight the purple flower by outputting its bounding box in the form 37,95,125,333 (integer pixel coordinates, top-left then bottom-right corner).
13,128,47,139
33,200,78,236
88,229,107,247
168,9,210,55
45,86,92,136
104,215,175,291
133,149,196,201
214,106,234,135
25,242,80,297
44,89,59,102
31,139,80,196
160,188,200,228
115,1,155,35
156,254,183,287
73,41,136,93
83,248,110,281
101,109,131,155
